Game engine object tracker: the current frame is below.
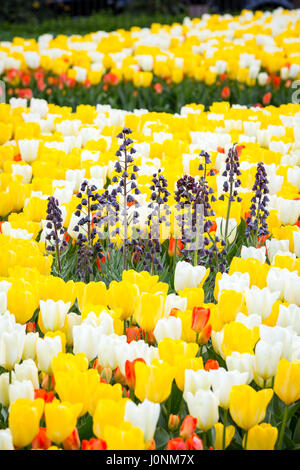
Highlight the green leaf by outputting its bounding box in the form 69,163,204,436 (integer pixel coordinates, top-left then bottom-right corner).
154,426,170,450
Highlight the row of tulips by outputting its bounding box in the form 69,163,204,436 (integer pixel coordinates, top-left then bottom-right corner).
0,8,300,111
1,97,300,450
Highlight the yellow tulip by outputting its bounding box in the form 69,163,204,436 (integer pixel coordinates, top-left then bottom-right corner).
54,368,99,416
88,382,123,416
221,321,258,357
134,292,165,332
103,422,145,450
229,385,273,431
9,398,44,448
7,278,39,324
214,422,235,450
175,356,204,391
93,399,127,439
108,280,139,320
243,423,278,450
274,359,300,405
45,400,82,444
52,352,88,375
134,359,175,403
178,287,205,310
158,338,198,365
217,290,246,325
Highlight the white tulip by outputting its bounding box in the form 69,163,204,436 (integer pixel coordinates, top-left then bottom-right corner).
0,373,10,407
153,316,182,343
266,238,290,264
174,261,208,292
83,311,114,336
210,368,249,408
185,389,219,431
184,369,212,397
36,336,62,374
65,169,86,193
97,334,127,370
0,429,14,450
284,275,300,305
73,323,109,363
118,340,158,376
0,292,7,315
216,217,237,244
13,359,39,389
235,312,262,329
124,399,160,443
18,139,39,163
1,222,33,240
293,231,300,257
8,379,34,405
240,245,266,264
277,303,300,335
11,164,32,184
22,332,39,361
217,272,250,299
39,299,70,332
163,293,187,317
253,339,282,386
267,267,298,300
245,286,280,320
258,72,268,86
24,51,40,69
259,324,296,360
0,330,26,370
226,352,255,384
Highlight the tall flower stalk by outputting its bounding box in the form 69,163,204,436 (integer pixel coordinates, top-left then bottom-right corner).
112,127,140,271
45,196,67,275
245,161,270,247
219,143,242,244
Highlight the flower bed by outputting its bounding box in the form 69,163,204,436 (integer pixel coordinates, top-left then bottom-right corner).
0,96,300,450
0,8,299,111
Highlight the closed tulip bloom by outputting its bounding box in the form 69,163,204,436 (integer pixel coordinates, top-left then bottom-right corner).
108,280,139,320
221,321,258,358
210,368,249,409
39,299,71,333
185,389,219,431
243,423,278,450
253,340,282,387
124,399,160,444
153,316,182,343
36,336,62,375
274,358,300,405
9,398,44,448
7,279,39,324
0,329,26,370
191,307,210,333
158,338,198,366
226,352,255,384
134,292,165,332
52,352,88,375
54,368,99,416
14,358,39,389
184,369,212,396
0,429,14,450
175,357,204,391
214,422,235,450
22,332,39,361
229,385,273,431
174,261,209,293
104,422,145,450
45,400,82,444
8,379,35,405
93,399,127,439
63,312,82,347
87,382,123,416
134,360,175,403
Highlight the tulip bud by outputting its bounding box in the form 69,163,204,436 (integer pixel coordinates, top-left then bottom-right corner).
101,367,112,384
32,427,52,450
191,307,210,333
26,322,35,333
114,366,127,386
198,324,212,345
41,373,55,392
168,414,180,432
205,359,219,371
180,415,197,440
62,428,80,450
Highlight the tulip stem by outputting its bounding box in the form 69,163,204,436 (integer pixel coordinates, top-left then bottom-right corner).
222,409,228,450
8,369,12,384
243,430,248,450
48,374,51,393
277,404,289,450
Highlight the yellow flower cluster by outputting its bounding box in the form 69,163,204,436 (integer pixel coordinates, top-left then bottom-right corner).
1,8,300,87
1,97,300,450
